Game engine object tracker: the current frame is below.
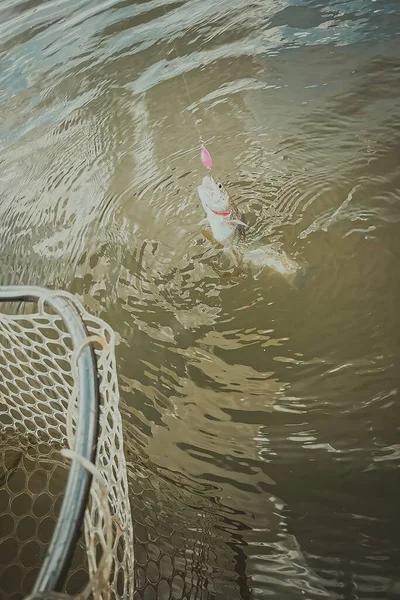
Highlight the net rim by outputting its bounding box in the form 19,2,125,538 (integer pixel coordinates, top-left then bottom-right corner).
0,285,101,596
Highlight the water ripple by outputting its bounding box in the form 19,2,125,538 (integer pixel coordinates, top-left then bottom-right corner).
1,0,400,598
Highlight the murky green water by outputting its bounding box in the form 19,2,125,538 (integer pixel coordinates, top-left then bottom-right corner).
1,0,400,598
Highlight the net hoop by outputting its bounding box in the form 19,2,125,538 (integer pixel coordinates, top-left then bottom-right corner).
0,285,134,599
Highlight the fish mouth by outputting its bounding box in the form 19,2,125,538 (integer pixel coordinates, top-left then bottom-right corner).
201,176,215,191
198,176,230,215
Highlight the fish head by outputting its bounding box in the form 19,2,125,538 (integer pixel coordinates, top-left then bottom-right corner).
197,176,231,216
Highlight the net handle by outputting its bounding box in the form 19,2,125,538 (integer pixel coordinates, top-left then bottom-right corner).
0,285,100,594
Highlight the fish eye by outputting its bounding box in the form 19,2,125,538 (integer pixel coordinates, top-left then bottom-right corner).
218,183,222,189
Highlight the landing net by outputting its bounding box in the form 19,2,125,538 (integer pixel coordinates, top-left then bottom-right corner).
0,286,134,599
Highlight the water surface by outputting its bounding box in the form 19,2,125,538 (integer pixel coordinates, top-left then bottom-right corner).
1,0,400,598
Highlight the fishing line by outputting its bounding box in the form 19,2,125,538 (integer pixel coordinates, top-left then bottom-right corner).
163,1,213,172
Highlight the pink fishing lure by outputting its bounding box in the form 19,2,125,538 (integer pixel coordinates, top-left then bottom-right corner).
200,146,212,169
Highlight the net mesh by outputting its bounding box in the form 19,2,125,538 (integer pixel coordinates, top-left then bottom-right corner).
0,290,134,600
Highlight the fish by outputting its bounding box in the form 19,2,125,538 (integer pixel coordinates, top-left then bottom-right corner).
197,175,247,246
197,175,303,282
